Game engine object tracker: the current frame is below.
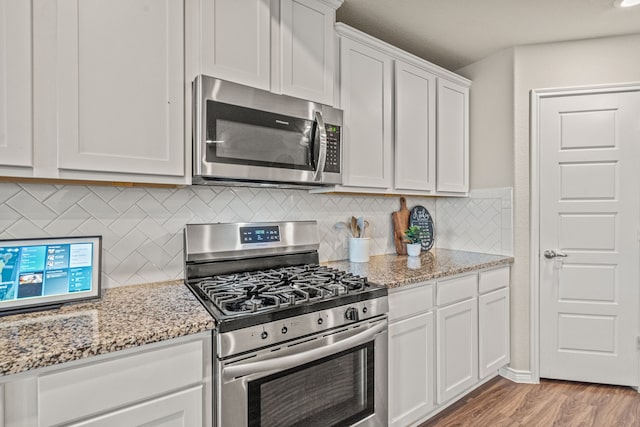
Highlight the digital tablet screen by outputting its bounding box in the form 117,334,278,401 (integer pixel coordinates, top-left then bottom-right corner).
0,236,101,314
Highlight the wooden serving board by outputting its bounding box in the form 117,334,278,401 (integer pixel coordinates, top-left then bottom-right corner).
391,196,410,255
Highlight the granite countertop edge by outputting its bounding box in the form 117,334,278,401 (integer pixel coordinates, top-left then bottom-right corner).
0,280,215,378
378,257,513,288
325,248,515,290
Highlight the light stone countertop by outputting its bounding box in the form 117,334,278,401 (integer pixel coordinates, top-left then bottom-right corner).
325,248,514,288
0,280,215,377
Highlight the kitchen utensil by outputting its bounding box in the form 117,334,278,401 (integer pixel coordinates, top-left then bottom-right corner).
409,205,435,251
357,217,365,238
351,216,358,237
391,197,410,255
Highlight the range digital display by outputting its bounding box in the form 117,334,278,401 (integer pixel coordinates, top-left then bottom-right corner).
239,226,280,244
0,236,101,315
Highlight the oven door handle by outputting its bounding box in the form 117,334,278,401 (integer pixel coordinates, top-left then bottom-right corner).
312,110,327,181
223,321,386,381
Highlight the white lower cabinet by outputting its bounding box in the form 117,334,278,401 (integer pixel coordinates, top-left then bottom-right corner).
388,283,435,427
479,280,510,379
388,266,510,426
1,333,211,427
436,297,478,404
68,386,202,427
389,312,435,427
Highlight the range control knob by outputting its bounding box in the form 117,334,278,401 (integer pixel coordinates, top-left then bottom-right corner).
281,326,288,334
345,307,359,322
260,331,268,340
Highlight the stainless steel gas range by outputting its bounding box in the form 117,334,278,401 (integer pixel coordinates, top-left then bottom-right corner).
184,221,388,427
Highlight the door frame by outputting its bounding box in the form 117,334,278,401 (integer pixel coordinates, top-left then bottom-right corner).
530,82,640,384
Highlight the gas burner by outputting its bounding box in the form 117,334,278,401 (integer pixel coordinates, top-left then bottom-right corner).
194,264,369,316
325,283,347,296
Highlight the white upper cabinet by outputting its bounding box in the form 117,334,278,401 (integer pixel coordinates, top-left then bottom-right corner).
394,61,436,192
314,24,470,196
0,0,32,170
197,0,340,105
55,0,185,179
279,0,336,105
200,0,271,90
0,0,189,184
437,78,469,193
339,36,393,189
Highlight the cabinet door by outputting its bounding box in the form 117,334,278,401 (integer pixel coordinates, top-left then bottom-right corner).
279,0,335,105
436,298,478,404
38,339,203,426
394,61,436,192
389,312,435,427
436,78,469,193
68,386,202,427
479,287,510,379
0,0,32,168
56,0,184,177
200,0,271,90
339,37,393,189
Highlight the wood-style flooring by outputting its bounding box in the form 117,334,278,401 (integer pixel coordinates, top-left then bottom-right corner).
419,377,640,427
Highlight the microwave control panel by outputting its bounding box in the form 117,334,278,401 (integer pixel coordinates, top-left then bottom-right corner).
324,125,341,173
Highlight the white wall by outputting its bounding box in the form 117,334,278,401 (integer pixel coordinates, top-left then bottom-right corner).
461,33,640,374
457,49,514,190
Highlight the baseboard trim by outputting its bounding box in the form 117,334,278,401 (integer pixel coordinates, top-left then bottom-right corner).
500,366,537,384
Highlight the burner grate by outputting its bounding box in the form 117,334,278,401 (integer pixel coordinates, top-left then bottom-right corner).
195,265,367,315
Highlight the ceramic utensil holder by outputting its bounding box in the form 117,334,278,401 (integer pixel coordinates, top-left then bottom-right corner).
349,237,370,263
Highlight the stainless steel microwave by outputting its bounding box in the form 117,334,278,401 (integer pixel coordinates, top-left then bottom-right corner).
193,75,343,187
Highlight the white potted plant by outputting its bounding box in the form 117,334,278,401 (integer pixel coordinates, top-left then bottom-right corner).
404,226,422,257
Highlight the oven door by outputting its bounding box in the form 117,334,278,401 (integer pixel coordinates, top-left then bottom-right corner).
217,318,388,427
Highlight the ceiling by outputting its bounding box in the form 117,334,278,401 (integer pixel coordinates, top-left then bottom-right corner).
336,0,640,70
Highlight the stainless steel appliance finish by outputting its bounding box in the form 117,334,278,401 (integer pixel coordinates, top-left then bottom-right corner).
219,317,388,427
184,221,320,263
184,220,388,427
193,75,343,188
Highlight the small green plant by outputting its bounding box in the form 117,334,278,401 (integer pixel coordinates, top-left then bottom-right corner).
404,226,421,244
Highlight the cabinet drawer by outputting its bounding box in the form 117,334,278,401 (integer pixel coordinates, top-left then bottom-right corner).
38,339,203,426
68,386,202,427
389,283,434,322
479,267,510,294
437,274,477,306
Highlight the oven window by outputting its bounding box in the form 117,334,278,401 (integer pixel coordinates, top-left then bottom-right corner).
206,100,316,171
247,343,374,427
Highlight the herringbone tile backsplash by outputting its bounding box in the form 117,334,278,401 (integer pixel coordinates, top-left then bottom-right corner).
0,183,511,287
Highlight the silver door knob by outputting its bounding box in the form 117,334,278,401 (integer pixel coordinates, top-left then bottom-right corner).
544,249,568,259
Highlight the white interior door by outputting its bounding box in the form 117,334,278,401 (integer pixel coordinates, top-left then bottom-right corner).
539,89,640,386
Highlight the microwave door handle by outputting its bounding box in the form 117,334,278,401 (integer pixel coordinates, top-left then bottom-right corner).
313,111,327,181
222,320,386,381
